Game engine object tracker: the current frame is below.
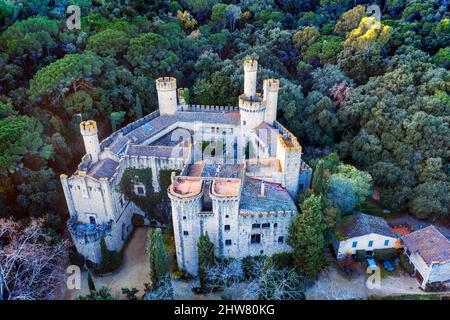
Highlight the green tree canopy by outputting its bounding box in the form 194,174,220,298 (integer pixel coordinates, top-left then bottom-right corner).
29,52,103,99
197,232,214,290
288,194,325,279
86,29,129,57
147,228,169,288
0,115,50,174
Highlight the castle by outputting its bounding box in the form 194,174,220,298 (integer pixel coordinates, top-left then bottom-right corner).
61,60,312,275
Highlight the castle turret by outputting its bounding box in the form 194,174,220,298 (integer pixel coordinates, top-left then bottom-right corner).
156,77,177,115
263,79,280,125
239,94,266,131
243,60,258,98
168,177,204,275
274,122,303,198
80,120,100,163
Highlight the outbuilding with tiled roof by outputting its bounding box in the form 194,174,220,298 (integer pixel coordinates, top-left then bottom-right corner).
333,212,400,259
402,225,450,288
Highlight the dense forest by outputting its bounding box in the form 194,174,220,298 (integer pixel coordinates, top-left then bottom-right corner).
0,0,449,235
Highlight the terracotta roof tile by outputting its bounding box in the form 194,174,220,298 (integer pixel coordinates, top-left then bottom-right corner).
402,225,450,265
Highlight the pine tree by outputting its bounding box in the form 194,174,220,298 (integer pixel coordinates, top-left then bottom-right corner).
197,233,215,290
147,228,169,289
99,235,121,273
99,235,111,269
134,94,143,119
87,271,96,292
288,194,326,279
312,160,325,194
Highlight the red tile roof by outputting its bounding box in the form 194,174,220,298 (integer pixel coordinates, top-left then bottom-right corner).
402,225,450,265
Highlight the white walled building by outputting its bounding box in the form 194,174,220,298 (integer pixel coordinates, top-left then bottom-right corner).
61,60,312,272
334,212,400,259
402,225,450,289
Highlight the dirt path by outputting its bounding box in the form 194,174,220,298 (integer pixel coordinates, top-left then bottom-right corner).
64,227,151,300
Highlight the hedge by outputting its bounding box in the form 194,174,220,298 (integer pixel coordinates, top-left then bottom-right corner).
355,250,366,262
373,248,398,261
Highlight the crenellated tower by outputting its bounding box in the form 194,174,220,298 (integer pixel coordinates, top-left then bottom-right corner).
263,79,280,125
156,77,178,115
275,123,303,198
167,177,204,275
239,94,266,131
80,120,101,163
243,60,258,98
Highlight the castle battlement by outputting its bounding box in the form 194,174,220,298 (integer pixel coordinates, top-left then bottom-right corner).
243,59,258,72
263,79,280,92
178,104,239,112
156,77,177,91
80,120,98,135
100,110,160,150
238,94,266,112
274,121,302,152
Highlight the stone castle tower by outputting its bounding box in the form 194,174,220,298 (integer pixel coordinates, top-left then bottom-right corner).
80,120,101,163
156,77,177,115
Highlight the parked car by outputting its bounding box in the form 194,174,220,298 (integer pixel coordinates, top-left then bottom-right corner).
367,258,377,267
384,259,395,272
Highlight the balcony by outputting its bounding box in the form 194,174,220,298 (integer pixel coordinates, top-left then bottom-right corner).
67,214,112,244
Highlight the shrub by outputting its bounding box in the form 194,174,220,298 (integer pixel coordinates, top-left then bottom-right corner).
425,282,447,292
198,233,215,291
400,254,414,274
271,252,295,269
355,250,366,262
69,247,85,268
96,235,123,274
242,255,267,279
172,270,184,279
373,248,398,261
132,214,144,227
121,287,139,300
78,286,113,300
87,271,96,292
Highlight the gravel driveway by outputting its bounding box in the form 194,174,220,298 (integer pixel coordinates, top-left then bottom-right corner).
306,262,424,300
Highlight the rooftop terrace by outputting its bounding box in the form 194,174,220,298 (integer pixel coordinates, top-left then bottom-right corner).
169,177,203,198
211,178,241,197
246,158,281,177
